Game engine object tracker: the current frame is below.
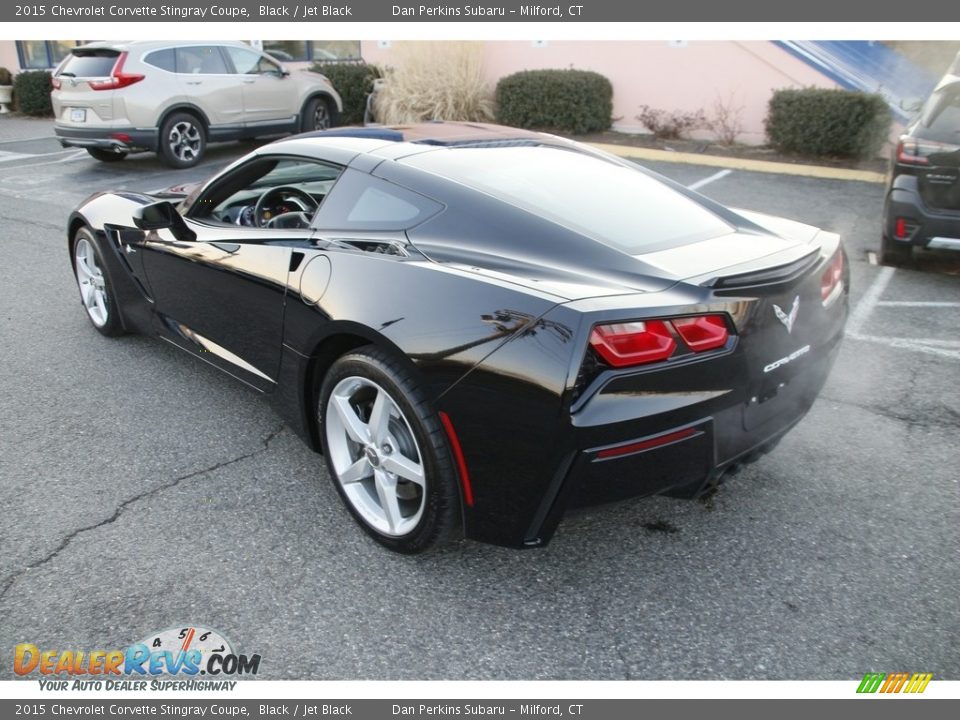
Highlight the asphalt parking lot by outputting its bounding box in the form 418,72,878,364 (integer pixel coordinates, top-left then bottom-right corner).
0,129,957,681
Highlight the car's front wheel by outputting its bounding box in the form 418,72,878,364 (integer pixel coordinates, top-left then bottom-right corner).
158,112,206,168
318,347,461,553
86,148,127,162
72,226,124,337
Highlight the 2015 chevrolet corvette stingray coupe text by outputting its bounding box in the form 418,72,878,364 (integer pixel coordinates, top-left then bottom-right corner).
67,122,848,552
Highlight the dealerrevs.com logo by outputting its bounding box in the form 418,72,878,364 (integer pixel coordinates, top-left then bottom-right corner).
14,626,261,691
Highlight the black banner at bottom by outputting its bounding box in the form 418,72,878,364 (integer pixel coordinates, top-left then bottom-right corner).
1,699,958,720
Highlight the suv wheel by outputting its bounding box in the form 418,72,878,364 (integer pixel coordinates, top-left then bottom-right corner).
159,112,206,168
302,97,335,132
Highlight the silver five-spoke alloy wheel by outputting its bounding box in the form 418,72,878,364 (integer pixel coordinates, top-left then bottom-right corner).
168,120,202,164
325,376,426,537
74,236,109,327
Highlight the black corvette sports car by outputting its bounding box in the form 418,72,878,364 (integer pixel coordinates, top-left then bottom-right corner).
68,122,848,552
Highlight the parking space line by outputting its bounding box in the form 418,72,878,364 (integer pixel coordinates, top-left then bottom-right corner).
687,169,733,191
0,149,87,171
846,265,895,337
853,334,960,361
0,151,36,164
877,301,960,308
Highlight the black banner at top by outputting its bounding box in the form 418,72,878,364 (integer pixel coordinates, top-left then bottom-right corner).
4,0,960,22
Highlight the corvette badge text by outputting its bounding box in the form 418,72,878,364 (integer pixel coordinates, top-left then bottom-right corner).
13,626,260,691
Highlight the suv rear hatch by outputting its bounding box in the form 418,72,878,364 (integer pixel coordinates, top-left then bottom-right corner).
901,78,960,212
52,47,127,125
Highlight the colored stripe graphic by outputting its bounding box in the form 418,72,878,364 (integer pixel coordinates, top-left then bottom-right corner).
857,672,931,694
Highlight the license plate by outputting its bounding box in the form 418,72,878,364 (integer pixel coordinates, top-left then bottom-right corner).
70,108,86,123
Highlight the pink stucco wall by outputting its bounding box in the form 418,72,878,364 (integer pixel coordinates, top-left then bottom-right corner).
0,43,20,75
360,40,838,144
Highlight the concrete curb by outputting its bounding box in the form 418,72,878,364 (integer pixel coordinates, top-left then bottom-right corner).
588,142,887,184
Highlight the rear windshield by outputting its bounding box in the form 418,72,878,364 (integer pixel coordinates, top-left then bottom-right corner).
59,50,119,78
917,82,960,143
401,146,732,254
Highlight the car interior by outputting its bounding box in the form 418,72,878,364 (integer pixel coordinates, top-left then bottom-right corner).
192,157,342,229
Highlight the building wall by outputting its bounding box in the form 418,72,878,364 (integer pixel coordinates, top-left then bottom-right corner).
0,42,21,74
360,40,838,144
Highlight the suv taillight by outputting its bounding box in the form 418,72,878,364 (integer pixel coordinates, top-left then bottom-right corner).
589,314,730,368
820,250,844,304
896,136,960,166
88,52,144,91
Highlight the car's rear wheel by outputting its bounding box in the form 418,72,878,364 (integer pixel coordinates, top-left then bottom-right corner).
881,233,913,265
158,112,206,168
86,148,127,162
302,96,335,132
318,347,461,553
72,227,124,337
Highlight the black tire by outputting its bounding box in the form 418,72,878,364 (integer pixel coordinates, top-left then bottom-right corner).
881,233,913,266
318,346,462,553
158,112,206,168
86,147,127,162
71,226,125,337
301,96,337,132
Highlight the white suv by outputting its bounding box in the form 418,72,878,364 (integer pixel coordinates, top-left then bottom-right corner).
52,40,343,168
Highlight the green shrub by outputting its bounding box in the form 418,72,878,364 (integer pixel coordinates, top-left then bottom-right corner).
495,69,612,134
765,88,891,158
14,70,53,116
309,62,382,126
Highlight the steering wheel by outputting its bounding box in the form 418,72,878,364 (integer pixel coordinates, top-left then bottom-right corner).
254,185,319,229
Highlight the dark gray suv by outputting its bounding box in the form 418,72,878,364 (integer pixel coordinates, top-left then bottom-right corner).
882,58,960,264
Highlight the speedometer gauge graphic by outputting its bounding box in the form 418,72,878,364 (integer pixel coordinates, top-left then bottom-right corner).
136,625,234,676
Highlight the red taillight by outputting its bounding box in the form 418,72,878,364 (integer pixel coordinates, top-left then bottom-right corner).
671,315,729,352
894,217,908,239
896,136,960,166
820,250,844,303
589,314,730,368
590,321,676,367
88,52,144,91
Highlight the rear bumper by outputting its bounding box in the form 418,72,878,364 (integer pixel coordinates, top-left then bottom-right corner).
885,174,960,249
522,328,843,546
442,288,847,549
54,124,158,153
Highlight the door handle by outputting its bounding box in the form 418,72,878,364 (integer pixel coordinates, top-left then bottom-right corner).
185,80,202,86
242,79,256,84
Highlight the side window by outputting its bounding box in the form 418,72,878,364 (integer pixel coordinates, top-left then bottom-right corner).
175,45,228,75
225,46,282,76
189,156,342,230
144,48,175,73
314,169,443,232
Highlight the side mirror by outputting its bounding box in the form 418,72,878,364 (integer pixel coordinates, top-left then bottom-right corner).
280,66,290,77
133,201,196,242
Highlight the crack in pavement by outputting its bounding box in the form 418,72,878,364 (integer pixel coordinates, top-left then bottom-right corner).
0,423,285,604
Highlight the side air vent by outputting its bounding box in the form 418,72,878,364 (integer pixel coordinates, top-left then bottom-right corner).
330,239,407,256
705,250,820,292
